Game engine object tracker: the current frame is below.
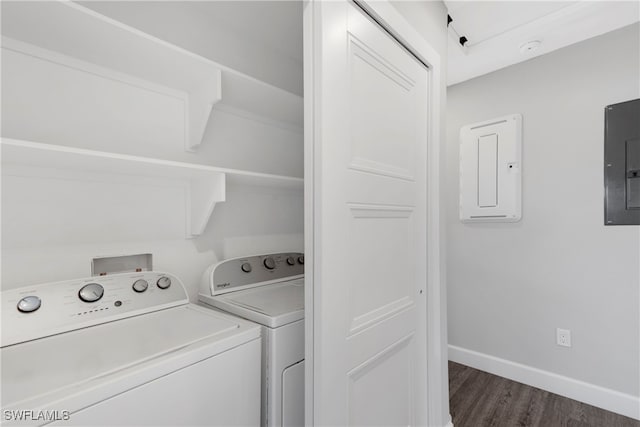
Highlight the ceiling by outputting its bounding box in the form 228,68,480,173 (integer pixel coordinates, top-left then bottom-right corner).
445,1,640,86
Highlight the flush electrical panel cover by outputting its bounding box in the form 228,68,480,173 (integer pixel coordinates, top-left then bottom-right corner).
604,98,640,225
460,114,522,223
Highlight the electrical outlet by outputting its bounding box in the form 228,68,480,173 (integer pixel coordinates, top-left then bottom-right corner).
556,328,571,347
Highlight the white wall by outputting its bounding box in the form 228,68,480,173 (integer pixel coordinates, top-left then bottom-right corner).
390,2,451,425
1,2,304,301
446,23,640,415
1,180,304,301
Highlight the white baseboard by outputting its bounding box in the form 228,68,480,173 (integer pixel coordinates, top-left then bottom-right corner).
449,345,640,421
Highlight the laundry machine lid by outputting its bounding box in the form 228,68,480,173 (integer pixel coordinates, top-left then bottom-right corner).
208,278,304,328
1,304,259,410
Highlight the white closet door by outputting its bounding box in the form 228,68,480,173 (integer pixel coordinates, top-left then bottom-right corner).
305,1,429,425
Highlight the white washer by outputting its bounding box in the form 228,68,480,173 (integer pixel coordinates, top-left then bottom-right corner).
199,253,304,427
1,271,261,426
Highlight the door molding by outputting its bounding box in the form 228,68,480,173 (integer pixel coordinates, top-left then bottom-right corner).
304,1,447,425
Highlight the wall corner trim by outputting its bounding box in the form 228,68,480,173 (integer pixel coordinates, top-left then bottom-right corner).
448,345,640,420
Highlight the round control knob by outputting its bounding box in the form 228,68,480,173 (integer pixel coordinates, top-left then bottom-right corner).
79,283,104,303
286,257,295,266
297,255,305,265
263,257,276,270
241,262,252,273
132,279,149,293
157,276,171,289
17,296,41,313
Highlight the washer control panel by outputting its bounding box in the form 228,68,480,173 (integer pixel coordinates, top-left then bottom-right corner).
200,252,304,296
1,271,187,347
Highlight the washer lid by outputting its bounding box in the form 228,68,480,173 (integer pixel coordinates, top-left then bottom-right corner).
212,278,304,328
1,305,259,409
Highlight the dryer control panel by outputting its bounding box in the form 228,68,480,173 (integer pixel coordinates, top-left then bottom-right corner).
1,271,188,347
200,252,304,297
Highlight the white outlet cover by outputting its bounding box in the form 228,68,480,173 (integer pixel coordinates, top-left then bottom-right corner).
556,328,571,347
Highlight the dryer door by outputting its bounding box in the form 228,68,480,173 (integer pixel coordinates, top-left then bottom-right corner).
282,360,304,427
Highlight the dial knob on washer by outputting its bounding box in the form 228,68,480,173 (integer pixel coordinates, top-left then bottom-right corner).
286,257,295,266
132,279,149,293
157,276,171,289
263,257,276,270
241,262,252,273
79,283,104,303
17,296,41,313
297,255,305,265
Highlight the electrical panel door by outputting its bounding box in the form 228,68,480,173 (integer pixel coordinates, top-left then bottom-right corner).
604,98,640,225
460,114,522,223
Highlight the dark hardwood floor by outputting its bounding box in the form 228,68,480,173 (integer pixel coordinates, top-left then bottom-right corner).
449,361,640,427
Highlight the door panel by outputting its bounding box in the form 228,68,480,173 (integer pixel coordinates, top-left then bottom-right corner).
347,208,413,334
308,1,429,425
349,38,417,181
348,335,414,426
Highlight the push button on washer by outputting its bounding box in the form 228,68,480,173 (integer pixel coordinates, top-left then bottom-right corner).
17,296,41,313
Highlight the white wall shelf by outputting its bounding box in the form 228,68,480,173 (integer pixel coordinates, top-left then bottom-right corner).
1,1,223,153
1,139,303,237
220,72,303,133
1,0,302,152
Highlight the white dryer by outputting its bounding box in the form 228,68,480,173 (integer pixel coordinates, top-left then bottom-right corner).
199,253,304,427
1,271,261,426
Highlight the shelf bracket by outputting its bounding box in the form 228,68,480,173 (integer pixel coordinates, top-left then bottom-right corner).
185,69,222,152
188,171,226,237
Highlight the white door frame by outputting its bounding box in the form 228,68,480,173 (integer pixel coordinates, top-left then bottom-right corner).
303,1,447,425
